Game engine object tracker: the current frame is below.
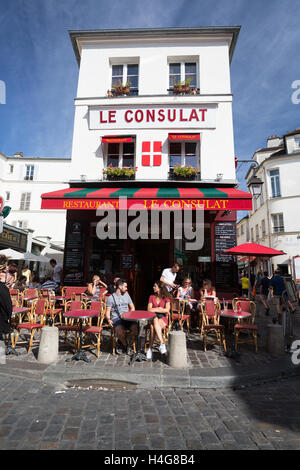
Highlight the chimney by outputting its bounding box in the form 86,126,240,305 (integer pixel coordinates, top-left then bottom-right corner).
267,136,281,148
13,152,24,158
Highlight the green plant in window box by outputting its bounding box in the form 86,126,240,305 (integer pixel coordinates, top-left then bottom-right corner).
173,164,198,179
112,80,132,96
173,77,193,94
103,166,137,179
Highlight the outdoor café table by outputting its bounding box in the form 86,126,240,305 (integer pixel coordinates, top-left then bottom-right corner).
12,306,31,323
64,310,99,363
121,310,156,364
217,309,251,357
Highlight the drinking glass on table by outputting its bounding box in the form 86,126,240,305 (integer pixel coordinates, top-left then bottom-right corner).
224,301,228,311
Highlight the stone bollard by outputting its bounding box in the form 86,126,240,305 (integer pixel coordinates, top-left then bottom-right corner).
168,330,188,368
266,324,284,356
37,326,59,364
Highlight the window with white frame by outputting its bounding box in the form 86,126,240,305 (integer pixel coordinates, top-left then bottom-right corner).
5,191,10,201
271,213,284,233
106,142,135,168
169,141,199,169
19,193,31,211
25,165,34,180
9,164,14,174
251,228,254,242
295,136,300,150
111,64,139,95
255,224,259,240
169,62,197,91
269,169,281,198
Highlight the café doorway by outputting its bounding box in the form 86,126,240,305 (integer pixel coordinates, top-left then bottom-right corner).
133,239,172,308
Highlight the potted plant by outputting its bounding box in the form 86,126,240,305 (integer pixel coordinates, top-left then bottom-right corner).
172,164,198,180
103,165,137,180
173,77,193,95
112,80,132,96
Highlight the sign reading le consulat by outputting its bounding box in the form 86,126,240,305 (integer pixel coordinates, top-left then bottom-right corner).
89,104,217,130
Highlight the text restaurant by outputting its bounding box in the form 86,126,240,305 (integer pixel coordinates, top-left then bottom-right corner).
41,27,252,306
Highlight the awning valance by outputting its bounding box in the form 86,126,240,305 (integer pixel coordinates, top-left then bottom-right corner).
168,133,200,141
41,187,252,211
102,135,133,143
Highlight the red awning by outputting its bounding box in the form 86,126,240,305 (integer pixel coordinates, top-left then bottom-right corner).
168,133,200,141
41,186,252,211
102,135,133,143
223,243,285,257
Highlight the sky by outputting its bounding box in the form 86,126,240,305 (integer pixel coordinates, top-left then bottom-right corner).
0,0,300,214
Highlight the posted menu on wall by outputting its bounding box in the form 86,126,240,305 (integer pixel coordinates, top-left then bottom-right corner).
215,222,236,262
120,253,134,270
64,221,85,285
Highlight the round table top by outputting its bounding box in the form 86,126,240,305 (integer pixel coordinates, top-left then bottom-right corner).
217,309,251,319
121,310,156,321
12,307,30,313
177,298,198,303
64,310,99,319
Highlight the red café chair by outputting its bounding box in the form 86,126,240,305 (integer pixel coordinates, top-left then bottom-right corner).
9,289,21,308
13,299,48,353
200,300,226,352
81,301,104,358
57,300,82,351
234,300,258,352
170,299,190,333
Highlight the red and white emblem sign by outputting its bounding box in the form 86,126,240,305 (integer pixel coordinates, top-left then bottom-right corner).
142,141,162,166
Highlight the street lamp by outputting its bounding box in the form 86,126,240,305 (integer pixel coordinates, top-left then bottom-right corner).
247,175,264,198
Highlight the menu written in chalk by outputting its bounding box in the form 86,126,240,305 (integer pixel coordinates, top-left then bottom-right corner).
64,221,86,285
215,222,236,262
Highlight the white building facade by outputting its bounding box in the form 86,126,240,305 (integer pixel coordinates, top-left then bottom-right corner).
0,152,71,246
41,27,252,303
238,128,300,276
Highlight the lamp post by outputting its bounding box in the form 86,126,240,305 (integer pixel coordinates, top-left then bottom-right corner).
247,175,264,199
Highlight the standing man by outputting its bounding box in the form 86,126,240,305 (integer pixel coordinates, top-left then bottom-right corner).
269,268,285,324
49,259,62,286
160,263,180,296
105,279,138,354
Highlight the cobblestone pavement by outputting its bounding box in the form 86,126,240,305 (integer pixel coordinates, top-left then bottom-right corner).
1,373,300,450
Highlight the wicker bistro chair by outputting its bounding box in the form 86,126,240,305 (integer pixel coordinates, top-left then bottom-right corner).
57,300,83,352
9,289,21,308
81,301,104,358
21,288,39,308
13,299,48,353
170,299,190,333
234,300,258,352
200,299,226,352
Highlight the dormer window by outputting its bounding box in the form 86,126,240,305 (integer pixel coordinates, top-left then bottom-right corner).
295,136,300,150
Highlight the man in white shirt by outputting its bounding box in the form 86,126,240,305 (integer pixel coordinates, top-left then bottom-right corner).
50,259,62,285
160,263,180,293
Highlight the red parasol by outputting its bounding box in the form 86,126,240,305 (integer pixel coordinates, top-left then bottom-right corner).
222,243,286,297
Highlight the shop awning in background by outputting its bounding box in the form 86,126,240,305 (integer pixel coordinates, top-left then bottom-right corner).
168,133,200,141
41,187,252,211
102,135,133,143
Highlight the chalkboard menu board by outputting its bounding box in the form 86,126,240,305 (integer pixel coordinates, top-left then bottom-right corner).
64,221,85,285
215,222,236,262
120,253,134,270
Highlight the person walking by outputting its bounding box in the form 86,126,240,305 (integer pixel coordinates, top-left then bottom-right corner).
269,268,285,324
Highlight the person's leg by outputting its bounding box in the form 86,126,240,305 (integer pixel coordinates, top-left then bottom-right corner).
148,321,155,349
153,317,164,344
114,324,127,347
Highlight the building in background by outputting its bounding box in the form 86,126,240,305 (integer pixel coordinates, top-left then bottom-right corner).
238,127,300,276
0,151,71,247
41,27,253,304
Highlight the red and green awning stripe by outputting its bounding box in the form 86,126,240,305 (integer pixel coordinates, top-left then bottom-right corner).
41,187,252,211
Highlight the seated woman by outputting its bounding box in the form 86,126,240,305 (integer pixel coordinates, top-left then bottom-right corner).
177,277,197,327
146,281,170,360
200,279,216,299
87,274,108,298
29,276,41,289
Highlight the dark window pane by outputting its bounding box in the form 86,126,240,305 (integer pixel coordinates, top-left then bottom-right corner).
123,156,134,167
123,143,134,154
185,63,196,74
185,74,196,87
127,64,138,75
128,75,138,88
112,65,123,76
185,142,197,155
169,63,180,74
108,143,119,155
112,76,122,86
107,156,119,167
170,143,181,155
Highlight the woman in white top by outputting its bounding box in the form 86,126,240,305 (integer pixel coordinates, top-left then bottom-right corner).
178,278,194,300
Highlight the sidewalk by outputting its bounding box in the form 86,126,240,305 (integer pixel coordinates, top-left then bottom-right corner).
1,299,300,389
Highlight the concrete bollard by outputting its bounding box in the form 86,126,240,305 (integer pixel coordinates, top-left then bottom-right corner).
168,330,188,368
266,324,284,356
37,326,59,364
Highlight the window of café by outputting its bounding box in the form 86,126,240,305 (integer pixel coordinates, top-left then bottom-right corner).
169,141,199,168
106,142,135,168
